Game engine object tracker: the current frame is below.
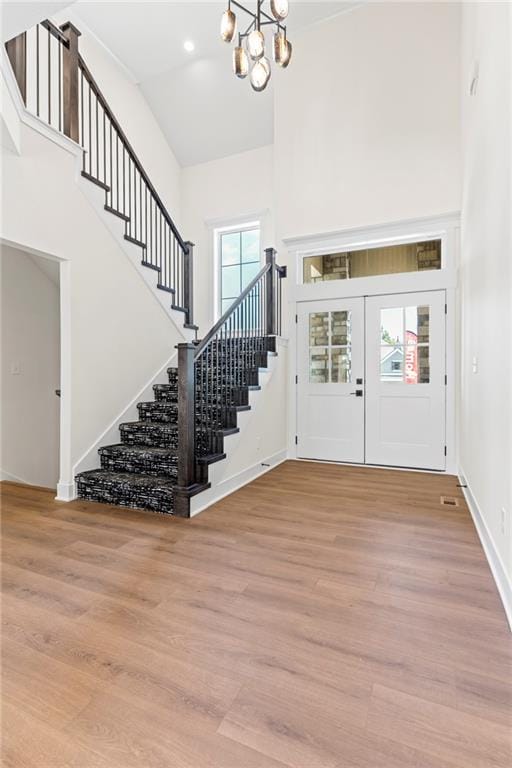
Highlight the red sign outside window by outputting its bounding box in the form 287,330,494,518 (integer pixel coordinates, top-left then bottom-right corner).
405,330,418,384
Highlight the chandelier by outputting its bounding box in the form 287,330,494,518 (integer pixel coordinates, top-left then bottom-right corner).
220,1,292,92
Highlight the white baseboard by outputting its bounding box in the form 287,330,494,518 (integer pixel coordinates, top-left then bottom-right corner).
190,449,287,517
56,480,77,502
459,470,512,632
1,468,29,484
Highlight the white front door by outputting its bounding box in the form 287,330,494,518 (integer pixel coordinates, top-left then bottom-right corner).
296,290,446,470
365,291,446,470
297,298,365,463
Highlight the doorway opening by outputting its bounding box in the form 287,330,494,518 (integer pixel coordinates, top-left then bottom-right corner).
1,244,61,489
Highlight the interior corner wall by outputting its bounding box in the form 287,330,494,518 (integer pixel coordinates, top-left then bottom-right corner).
274,2,462,240
1,246,60,488
181,145,274,331
459,2,512,586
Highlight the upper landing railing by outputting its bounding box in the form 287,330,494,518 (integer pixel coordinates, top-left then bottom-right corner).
5,20,194,324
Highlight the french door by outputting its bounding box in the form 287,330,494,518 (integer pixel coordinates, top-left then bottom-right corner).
297,290,446,470
297,299,365,462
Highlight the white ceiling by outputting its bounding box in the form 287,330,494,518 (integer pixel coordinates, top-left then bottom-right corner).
69,1,356,166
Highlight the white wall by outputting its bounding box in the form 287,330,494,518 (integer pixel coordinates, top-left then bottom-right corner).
274,2,461,240
1,246,60,488
181,144,274,331
459,2,512,611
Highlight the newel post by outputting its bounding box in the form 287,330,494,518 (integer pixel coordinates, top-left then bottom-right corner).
174,342,196,517
183,241,194,328
60,22,81,142
265,247,277,336
5,32,27,104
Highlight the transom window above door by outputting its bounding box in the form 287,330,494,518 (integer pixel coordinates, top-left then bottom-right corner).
309,310,352,383
219,225,260,314
302,239,442,284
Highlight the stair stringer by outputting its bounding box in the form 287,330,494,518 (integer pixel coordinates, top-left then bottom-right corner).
190,337,289,516
73,350,178,483
76,173,197,339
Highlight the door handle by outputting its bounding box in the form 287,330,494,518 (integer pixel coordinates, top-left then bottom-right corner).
350,389,363,397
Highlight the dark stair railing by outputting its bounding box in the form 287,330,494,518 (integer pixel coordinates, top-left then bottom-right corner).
174,248,286,516
5,19,194,325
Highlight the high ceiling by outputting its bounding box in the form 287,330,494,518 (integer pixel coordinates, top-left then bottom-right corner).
69,1,357,166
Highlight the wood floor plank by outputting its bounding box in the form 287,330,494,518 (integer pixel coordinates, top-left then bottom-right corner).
366,683,512,768
1,463,510,768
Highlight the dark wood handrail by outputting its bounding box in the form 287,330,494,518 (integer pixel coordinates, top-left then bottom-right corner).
194,261,272,359
41,18,70,46
77,53,187,252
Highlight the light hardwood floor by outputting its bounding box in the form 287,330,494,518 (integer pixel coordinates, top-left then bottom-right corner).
1,461,511,768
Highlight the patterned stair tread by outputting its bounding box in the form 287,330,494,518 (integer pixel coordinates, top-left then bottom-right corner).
99,444,178,460
120,420,178,448
99,443,178,477
76,469,175,514
138,401,178,422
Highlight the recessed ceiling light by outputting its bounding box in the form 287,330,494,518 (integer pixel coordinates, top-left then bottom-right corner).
184,40,195,53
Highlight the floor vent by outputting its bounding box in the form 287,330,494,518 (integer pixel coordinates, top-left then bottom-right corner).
440,495,459,507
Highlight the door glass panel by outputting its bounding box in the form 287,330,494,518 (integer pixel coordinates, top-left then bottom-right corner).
331,311,350,345
380,305,431,383
331,348,350,383
310,349,328,383
418,345,430,383
308,309,353,383
309,313,329,346
417,306,430,344
381,307,404,345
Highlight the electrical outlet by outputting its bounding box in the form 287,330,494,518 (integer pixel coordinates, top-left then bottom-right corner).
472,356,478,374
10,361,20,375
501,507,507,536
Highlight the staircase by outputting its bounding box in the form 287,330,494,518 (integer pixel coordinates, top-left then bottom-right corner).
5,19,286,518
75,334,280,516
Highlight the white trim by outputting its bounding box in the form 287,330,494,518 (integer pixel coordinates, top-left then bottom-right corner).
459,470,512,631
1,46,83,159
190,449,287,517
1,468,40,485
205,209,269,231
213,218,262,322
56,480,76,502
282,211,461,250
73,351,178,477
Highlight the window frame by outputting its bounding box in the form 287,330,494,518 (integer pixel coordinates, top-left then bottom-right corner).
214,220,261,320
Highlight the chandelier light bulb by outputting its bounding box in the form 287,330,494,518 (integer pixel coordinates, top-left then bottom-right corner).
270,0,289,21
247,29,265,60
280,38,292,68
220,8,236,42
250,56,271,91
233,46,249,78
273,31,287,65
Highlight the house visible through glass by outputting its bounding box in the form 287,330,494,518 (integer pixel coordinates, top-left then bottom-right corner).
380,305,430,384
303,239,441,283
220,228,260,314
